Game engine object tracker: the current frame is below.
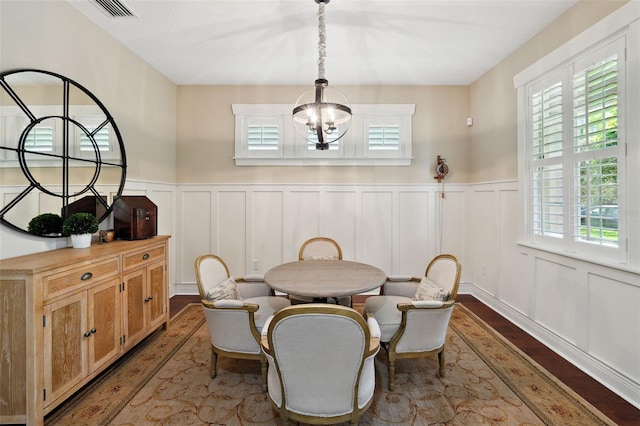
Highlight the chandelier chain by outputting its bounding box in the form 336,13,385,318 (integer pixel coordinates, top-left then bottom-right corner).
317,2,326,80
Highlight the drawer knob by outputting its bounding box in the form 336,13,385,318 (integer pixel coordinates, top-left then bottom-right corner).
142,253,150,260
81,272,93,281
91,328,97,334
83,331,91,337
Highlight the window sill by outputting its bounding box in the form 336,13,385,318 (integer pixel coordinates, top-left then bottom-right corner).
516,240,640,276
233,157,413,167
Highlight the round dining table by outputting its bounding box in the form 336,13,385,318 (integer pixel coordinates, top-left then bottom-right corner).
264,259,386,300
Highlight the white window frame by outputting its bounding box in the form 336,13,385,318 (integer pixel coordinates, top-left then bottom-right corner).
232,103,414,166
514,2,640,267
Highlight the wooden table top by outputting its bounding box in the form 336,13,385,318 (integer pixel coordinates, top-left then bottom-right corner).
264,260,386,298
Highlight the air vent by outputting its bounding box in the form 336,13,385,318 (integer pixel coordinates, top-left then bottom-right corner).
92,0,135,17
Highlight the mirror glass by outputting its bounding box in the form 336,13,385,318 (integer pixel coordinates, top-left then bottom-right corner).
0,69,126,236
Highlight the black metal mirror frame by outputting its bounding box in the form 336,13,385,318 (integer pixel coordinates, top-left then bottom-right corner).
0,68,127,237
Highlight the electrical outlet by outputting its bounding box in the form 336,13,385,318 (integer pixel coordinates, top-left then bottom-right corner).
253,260,259,270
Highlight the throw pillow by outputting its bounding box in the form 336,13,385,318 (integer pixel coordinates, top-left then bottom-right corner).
413,276,450,301
206,277,242,302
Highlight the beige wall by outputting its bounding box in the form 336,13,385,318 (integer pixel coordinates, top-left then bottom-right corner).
469,0,629,183
176,85,471,184
0,0,177,184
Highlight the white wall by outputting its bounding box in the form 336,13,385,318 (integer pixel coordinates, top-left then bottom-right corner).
172,182,468,294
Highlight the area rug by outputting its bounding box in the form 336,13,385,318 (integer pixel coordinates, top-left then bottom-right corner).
45,303,615,425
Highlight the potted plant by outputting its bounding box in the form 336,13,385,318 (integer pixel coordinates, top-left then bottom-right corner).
62,212,99,248
27,213,63,236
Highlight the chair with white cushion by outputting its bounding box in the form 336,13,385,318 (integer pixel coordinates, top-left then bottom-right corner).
261,304,380,425
289,237,351,306
195,254,290,391
364,254,461,391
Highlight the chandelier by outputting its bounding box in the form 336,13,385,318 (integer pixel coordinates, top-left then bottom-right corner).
292,0,351,150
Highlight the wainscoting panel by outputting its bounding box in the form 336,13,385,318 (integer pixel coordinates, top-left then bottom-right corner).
436,189,467,273
174,184,466,288
362,191,393,274
180,191,212,284
398,191,429,275
533,257,578,345
218,191,247,276
252,191,284,273
587,272,640,380
498,189,529,315
468,189,500,297
321,190,357,259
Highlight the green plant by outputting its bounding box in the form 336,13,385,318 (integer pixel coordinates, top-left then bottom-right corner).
28,213,63,236
62,212,99,236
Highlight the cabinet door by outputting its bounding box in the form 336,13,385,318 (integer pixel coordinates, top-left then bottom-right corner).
43,292,88,407
146,260,167,330
87,279,121,373
123,268,146,348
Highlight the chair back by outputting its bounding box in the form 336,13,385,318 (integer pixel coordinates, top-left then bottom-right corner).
298,237,343,260
263,304,375,423
195,254,231,299
425,254,461,299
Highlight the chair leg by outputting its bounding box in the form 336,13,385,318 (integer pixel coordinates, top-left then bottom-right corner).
210,347,217,379
260,357,268,392
388,358,396,391
438,348,445,377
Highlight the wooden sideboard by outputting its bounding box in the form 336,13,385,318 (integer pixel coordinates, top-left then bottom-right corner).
0,236,170,425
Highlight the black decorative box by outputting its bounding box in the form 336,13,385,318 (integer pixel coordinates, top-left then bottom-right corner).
113,196,157,240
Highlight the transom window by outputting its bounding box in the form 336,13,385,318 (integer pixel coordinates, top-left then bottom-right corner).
232,104,414,166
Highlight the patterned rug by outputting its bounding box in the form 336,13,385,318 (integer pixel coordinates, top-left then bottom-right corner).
45,303,615,425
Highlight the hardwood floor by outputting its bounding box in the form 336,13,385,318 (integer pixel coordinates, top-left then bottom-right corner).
171,294,640,425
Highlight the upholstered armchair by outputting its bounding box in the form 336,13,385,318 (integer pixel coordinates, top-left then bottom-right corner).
289,237,351,306
195,254,290,391
364,254,461,391
260,304,380,425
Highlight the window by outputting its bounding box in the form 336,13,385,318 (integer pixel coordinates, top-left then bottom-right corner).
518,36,626,261
0,106,118,164
232,104,414,166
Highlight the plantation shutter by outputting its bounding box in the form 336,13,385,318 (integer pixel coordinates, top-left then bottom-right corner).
80,125,111,152
530,78,564,238
24,125,54,152
248,124,279,151
368,124,400,150
572,52,620,246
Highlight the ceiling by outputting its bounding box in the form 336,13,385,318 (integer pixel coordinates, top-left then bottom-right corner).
67,0,578,86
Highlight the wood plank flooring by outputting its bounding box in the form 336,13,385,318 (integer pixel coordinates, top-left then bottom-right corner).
172,294,640,425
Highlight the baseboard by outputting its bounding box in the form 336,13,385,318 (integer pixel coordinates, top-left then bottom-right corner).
467,285,640,411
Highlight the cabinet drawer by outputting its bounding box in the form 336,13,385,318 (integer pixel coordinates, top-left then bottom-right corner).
44,257,120,300
122,244,165,271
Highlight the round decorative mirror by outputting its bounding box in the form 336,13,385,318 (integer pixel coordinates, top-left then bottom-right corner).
0,69,126,236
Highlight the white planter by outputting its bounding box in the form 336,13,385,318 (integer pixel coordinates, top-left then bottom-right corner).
70,233,92,248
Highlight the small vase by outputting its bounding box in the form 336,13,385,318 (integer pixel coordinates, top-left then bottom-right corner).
70,233,92,248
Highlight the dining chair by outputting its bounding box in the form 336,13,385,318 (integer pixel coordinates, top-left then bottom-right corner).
260,304,380,425
195,254,290,391
363,254,461,390
290,237,351,306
